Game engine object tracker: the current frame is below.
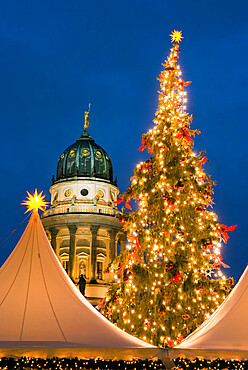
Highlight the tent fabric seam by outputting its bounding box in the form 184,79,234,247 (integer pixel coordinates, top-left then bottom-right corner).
37,226,68,343
0,214,32,275
0,224,32,309
20,221,35,341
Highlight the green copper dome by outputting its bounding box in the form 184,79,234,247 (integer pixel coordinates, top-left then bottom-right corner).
56,131,113,183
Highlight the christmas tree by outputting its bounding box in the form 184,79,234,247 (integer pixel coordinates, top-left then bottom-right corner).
99,31,236,348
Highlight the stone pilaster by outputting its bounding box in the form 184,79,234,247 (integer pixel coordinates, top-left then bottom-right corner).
68,224,77,281
90,225,100,284
49,227,59,256
118,232,126,254
107,229,118,262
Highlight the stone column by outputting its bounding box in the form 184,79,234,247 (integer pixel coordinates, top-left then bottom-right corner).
49,227,59,256
107,229,118,262
90,225,100,284
68,225,77,281
118,232,126,254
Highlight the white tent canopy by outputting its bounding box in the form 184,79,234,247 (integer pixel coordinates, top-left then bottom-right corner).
0,211,165,360
1,208,247,362
169,265,248,360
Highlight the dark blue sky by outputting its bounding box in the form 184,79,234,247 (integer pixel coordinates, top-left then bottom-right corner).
0,0,247,281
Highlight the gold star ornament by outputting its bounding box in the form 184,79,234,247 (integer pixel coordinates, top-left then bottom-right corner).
21,189,48,213
170,30,183,43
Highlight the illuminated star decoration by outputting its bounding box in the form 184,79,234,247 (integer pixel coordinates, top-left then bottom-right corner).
170,30,183,43
21,189,48,213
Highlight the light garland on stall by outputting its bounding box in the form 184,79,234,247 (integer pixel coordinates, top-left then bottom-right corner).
0,356,246,370
0,357,163,370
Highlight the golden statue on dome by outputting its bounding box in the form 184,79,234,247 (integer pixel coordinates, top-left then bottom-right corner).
84,103,91,133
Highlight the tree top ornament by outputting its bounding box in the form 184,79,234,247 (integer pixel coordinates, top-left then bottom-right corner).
170,30,183,43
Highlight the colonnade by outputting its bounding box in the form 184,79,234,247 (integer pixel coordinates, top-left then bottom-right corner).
48,224,126,283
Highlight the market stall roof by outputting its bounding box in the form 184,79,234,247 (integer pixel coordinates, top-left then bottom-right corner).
169,265,248,360
0,210,165,360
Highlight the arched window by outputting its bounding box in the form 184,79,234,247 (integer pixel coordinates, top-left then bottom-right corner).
97,261,103,280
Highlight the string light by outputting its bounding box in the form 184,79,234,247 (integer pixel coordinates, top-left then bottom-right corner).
100,31,235,348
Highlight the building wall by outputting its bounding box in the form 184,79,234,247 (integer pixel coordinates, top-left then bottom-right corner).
50,178,118,207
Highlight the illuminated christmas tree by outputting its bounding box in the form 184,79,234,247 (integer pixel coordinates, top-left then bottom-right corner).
99,31,235,347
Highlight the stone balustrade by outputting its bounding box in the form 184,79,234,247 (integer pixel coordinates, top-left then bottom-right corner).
42,204,118,218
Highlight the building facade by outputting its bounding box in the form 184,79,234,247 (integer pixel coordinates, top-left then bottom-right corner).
41,109,125,304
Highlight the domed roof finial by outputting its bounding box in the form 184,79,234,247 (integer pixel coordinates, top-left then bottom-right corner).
84,103,91,134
